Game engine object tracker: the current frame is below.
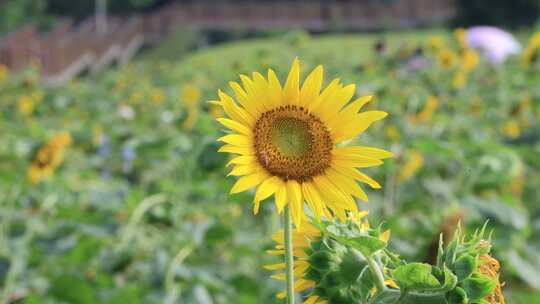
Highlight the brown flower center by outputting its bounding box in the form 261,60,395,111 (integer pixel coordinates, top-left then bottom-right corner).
253,105,333,182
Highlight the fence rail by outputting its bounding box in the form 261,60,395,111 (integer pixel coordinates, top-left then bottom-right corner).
0,0,455,86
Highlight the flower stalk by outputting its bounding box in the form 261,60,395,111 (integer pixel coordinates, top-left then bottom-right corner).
283,206,295,304
366,253,387,293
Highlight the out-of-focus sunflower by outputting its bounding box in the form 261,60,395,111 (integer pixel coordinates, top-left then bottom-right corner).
27,131,72,184
462,48,480,72
18,95,35,117
453,28,468,49
437,48,457,69
502,119,520,139
213,59,392,227
182,83,202,130
426,36,445,52
410,95,438,124
398,150,423,182
453,70,467,89
181,83,202,108
151,89,165,105
522,32,540,67
0,64,9,83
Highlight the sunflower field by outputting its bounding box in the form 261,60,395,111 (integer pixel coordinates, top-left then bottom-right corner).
1,29,540,303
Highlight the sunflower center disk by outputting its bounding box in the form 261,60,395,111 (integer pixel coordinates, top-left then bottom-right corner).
253,105,333,182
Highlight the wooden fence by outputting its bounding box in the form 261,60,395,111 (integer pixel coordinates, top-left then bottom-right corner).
0,0,455,86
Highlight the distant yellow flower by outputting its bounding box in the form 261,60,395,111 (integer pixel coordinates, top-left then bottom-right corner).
151,89,165,105
462,48,480,72
28,132,72,184
426,36,445,52
470,96,483,117
31,90,44,104
0,64,9,83
129,91,143,104
453,70,467,89
509,174,525,197
18,95,35,116
411,95,439,123
536,106,540,119
515,94,531,116
398,150,423,182
453,28,467,49
181,83,202,108
502,119,520,139
214,59,392,227
182,107,199,130
384,125,401,141
522,32,540,67
438,48,457,69
92,124,103,147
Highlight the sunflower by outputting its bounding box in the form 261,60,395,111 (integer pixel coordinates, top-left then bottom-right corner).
27,131,72,184
265,213,392,303
213,59,392,227
265,220,321,301
437,48,457,69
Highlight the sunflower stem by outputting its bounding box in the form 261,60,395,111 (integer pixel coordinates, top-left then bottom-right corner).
367,254,387,293
283,206,295,304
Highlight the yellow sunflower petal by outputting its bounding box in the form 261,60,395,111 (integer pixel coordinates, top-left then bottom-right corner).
228,81,259,118
267,69,283,107
332,148,384,168
327,95,373,129
301,181,325,220
230,171,267,194
217,118,251,136
332,164,381,189
299,65,323,106
218,144,253,155
227,164,255,176
226,155,257,167
253,176,283,214
333,111,388,143
305,296,320,304
286,180,304,228
316,84,356,123
334,146,393,160
263,263,285,270
275,183,288,214
217,90,255,127
217,134,251,146
283,58,300,104
325,168,369,202
313,175,357,212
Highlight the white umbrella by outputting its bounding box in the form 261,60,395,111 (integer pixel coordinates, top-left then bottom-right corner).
466,26,521,64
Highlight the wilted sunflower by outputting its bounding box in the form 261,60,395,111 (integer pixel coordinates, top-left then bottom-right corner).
213,59,392,227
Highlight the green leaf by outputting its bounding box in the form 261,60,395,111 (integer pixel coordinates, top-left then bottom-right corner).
454,254,477,281
440,265,458,292
447,286,468,304
370,289,448,304
337,235,387,257
461,273,497,301
393,263,441,291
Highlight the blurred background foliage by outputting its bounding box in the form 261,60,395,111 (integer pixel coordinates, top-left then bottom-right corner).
2,0,540,35
1,28,540,302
